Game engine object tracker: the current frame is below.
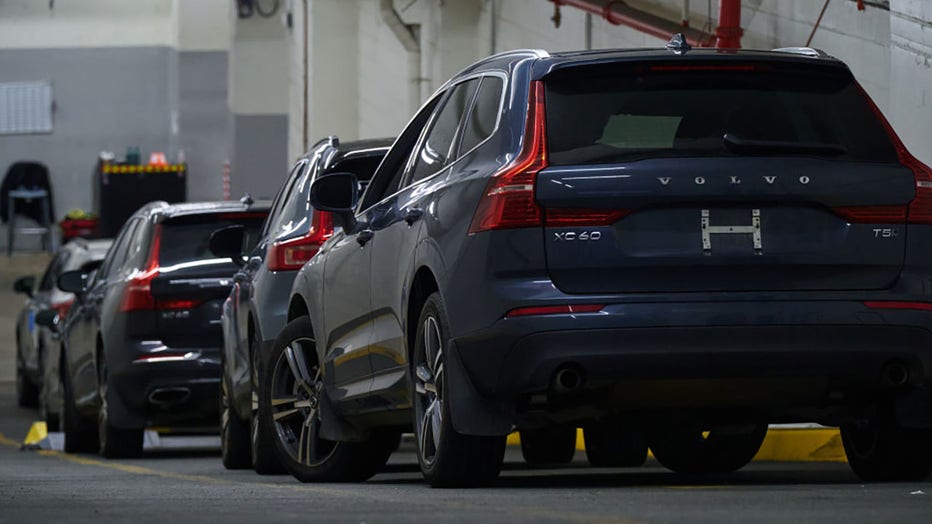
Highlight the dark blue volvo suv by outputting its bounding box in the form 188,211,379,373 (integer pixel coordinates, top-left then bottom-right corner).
267,42,932,486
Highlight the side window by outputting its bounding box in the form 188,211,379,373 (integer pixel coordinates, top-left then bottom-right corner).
407,79,480,184
121,219,152,272
266,161,308,238
359,97,443,210
38,252,70,291
96,219,138,281
458,76,504,155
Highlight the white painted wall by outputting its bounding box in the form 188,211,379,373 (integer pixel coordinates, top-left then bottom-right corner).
287,0,932,167
230,15,290,115
0,0,173,49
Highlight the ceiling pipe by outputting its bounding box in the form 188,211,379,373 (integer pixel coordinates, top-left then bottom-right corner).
715,0,743,49
550,0,715,47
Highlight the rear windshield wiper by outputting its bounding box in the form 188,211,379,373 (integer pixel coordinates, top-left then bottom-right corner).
723,133,848,156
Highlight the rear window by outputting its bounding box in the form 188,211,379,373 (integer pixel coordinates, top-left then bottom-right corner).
544,61,900,165
159,212,267,269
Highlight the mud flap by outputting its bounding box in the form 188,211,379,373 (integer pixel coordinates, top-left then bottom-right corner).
446,340,515,436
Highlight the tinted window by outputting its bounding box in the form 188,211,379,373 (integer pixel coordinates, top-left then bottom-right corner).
264,161,307,239
544,62,899,165
459,76,503,154
96,219,138,280
39,251,70,291
360,98,441,210
159,213,267,269
408,79,480,183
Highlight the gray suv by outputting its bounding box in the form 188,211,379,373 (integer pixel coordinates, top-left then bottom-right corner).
266,42,932,486
212,137,390,472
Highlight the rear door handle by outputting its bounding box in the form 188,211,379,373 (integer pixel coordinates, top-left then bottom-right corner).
357,229,374,246
404,208,424,226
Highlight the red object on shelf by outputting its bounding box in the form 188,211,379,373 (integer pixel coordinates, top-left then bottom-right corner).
59,218,99,240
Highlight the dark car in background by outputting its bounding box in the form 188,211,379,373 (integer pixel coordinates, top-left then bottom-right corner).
268,44,932,487
53,199,269,457
13,238,112,427
211,136,391,472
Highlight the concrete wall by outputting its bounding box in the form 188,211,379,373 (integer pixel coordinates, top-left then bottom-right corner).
229,13,290,199
0,47,174,215
287,0,931,170
0,0,289,254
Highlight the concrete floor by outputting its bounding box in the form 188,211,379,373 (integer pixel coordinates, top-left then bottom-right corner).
1,253,932,522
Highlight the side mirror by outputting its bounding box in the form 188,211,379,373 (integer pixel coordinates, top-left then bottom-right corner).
57,270,89,294
35,309,60,328
209,225,246,267
80,259,103,273
310,172,359,231
13,276,35,298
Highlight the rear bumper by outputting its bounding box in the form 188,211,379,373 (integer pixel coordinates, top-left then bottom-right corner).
108,343,221,430
447,300,932,435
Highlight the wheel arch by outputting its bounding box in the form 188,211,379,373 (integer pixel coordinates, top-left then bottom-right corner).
406,266,440,363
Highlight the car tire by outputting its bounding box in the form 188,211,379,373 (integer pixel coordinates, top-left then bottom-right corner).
16,352,39,408
61,355,96,454
412,293,506,488
220,374,251,470
649,423,767,474
520,427,577,466
251,338,284,474
841,422,932,482
97,356,143,459
584,420,648,467
266,316,397,482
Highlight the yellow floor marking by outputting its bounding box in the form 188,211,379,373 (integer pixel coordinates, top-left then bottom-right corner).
0,432,21,448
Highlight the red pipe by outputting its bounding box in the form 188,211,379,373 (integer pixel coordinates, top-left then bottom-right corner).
552,0,715,47
715,0,743,49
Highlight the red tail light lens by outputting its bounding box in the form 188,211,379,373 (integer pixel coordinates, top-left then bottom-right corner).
832,205,907,224
267,210,334,271
468,81,548,234
120,225,161,312
545,209,631,227
852,82,932,224
157,299,203,310
505,304,605,318
864,301,932,312
51,298,74,318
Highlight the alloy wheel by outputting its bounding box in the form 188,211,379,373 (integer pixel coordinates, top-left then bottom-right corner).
269,337,336,466
413,315,444,467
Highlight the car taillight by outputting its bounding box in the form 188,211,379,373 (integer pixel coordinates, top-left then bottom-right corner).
848,82,932,225
51,298,74,318
545,209,631,227
505,304,605,317
267,210,334,271
120,225,161,312
468,81,547,234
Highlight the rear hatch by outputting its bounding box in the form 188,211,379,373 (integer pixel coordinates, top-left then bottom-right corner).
150,212,266,347
537,59,913,293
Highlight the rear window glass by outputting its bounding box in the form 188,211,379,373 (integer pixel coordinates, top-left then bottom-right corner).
159,213,267,268
544,61,900,165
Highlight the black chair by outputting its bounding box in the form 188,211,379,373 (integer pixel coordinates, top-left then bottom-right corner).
1,161,56,255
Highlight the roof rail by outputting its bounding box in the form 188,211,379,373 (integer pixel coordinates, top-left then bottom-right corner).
772,47,832,59
484,48,550,61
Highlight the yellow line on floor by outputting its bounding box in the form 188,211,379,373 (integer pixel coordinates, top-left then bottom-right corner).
36,450,228,484
0,432,21,448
